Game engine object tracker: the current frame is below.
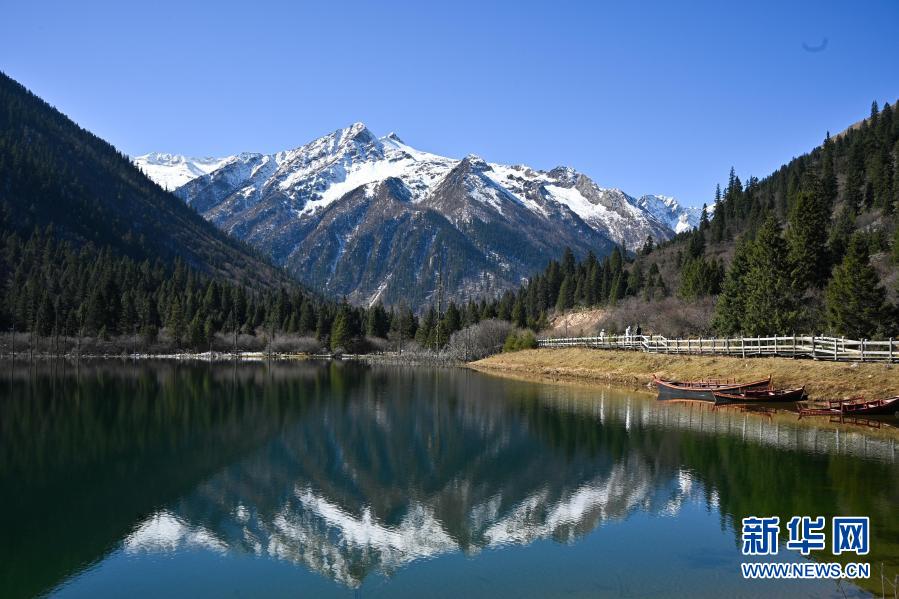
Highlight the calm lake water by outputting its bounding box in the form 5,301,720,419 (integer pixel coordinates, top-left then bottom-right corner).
2,361,897,598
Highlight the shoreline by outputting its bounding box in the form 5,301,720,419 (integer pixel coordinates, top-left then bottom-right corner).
470,348,899,400
0,351,318,362
0,350,454,365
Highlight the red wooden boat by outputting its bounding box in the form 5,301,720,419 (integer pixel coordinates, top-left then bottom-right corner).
653,375,771,402
798,396,899,417
712,386,806,404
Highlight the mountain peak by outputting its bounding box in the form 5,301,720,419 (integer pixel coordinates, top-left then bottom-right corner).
341,122,376,144
460,154,491,172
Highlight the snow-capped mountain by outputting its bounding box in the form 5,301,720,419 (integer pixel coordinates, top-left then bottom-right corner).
133,152,234,191
636,194,705,235
137,124,699,304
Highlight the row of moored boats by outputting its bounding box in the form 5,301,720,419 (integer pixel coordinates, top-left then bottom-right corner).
651,375,899,417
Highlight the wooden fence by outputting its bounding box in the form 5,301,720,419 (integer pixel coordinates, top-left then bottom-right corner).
538,334,899,363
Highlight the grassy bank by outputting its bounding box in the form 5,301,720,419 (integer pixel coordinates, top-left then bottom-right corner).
470,348,899,399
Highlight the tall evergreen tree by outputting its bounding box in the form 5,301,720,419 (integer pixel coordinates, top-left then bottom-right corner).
442,301,462,336
786,187,830,290
555,276,574,311
825,235,889,338
365,302,390,338
686,229,705,260
330,301,355,351
167,297,187,346
712,237,752,334
821,132,838,206
741,217,800,334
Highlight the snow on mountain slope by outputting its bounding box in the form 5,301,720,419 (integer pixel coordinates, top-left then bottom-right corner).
157,124,694,247
139,124,702,303
134,123,700,249
636,194,705,235
133,152,234,191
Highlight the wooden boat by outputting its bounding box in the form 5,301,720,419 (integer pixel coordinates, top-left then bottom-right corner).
712,386,806,404
652,375,771,402
798,396,899,417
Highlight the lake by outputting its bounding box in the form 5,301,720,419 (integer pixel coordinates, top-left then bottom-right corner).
2,360,897,598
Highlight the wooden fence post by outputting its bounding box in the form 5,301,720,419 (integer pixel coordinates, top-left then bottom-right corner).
861,339,866,363
741,337,745,359
774,334,777,356
812,335,816,359
890,337,894,363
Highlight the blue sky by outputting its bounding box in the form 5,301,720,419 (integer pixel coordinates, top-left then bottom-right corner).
2,0,897,206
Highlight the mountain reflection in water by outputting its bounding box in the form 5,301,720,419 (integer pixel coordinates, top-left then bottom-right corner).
1,361,896,598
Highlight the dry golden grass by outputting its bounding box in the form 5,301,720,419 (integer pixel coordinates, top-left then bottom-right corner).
470,348,899,400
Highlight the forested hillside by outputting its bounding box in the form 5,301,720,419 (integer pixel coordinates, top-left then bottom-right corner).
0,71,285,288
512,99,899,339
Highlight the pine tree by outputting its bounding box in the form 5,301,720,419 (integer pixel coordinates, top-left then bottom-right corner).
825,235,889,338
643,263,662,302
35,292,54,336
298,300,316,334
555,276,574,311
330,302,353,351
787,187,830,290
821,132,838,205
626,261,644,296
561,247,576,278
442,301,462,336
188,314,205,349
416,307,436,348
687,229,705,260
167,297,187,346
316,305,333,342
393,302,417,347
365,302,389,338
203,315,216,348
741,217,800,334
678,257,723,299
712,237,751,334
511,297,527,328
608,272,623,305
